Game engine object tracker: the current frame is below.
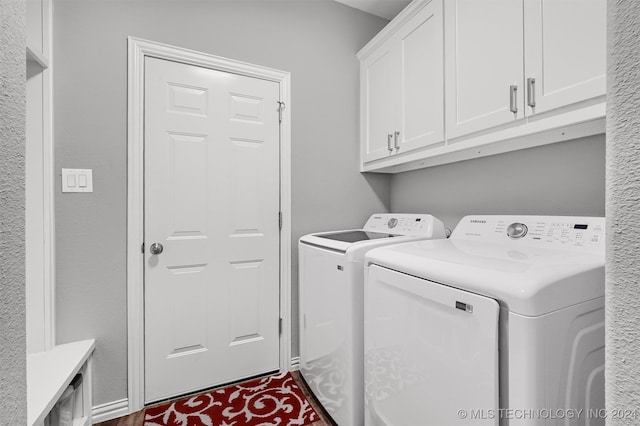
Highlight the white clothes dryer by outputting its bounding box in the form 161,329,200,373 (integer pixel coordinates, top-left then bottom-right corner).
299,213,447,426
364,215,605,426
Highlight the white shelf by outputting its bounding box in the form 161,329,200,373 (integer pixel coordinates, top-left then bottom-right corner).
26,45,49,69
27,339,95,426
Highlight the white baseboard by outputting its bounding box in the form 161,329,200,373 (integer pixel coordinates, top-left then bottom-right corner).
92,398,129,424
290,356,300,371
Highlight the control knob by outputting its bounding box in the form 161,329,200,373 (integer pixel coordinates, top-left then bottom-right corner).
507,223,528,239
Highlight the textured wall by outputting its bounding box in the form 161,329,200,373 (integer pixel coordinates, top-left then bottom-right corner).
606,0,640,421
391,135,605,231
0,0,27,423
53,0,388,405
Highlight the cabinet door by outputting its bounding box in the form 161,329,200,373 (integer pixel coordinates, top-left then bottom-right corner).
361,40,397,163
445,0,524,140
396,0,444,154
524,0,606,115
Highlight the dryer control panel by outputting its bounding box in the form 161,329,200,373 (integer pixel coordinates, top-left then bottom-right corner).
363,214,446,238
452,215,605,251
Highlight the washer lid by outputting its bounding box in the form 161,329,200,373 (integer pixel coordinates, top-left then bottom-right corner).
365,215,605,317
300,230,413,255
299,213,447,254
315,230,398,243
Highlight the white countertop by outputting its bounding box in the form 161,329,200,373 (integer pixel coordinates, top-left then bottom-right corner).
27,339,95,426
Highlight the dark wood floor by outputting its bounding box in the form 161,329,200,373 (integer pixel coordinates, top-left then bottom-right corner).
95,370,336,426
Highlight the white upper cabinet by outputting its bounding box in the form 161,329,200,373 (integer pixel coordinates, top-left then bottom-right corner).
361,39,397,162
360,0,444,164
445,0,525,139
396,4,444,154
523,0,606,115
446,0,606,141
359,0,605,173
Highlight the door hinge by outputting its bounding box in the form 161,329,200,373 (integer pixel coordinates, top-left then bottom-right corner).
141,242,145,253
277,101,286,123
279,211,283,231
279,317,283,335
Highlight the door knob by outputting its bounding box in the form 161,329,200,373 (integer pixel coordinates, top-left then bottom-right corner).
150,242,164,255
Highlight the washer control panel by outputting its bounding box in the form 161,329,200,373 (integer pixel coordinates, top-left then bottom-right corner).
363,213,446,237
453,215,605,250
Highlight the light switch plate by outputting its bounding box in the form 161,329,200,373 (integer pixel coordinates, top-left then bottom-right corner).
62,168,93,193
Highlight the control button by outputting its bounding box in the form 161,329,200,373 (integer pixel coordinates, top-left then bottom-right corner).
387,218,398,229
507,223,528,239
590,234,601,244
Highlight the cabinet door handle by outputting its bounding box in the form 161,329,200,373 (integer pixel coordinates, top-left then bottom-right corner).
509,85,518,114
394,131,400,150
387,133,393,152
527,78,536,108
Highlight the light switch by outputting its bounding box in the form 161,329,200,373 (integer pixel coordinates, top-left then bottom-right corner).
62,168,93,193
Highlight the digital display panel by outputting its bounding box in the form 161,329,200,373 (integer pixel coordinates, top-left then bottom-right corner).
574,224,588,230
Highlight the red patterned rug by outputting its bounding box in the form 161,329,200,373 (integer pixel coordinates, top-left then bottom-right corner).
143,371,320,426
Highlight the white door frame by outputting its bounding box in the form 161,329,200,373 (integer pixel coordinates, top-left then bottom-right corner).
126,36,292,413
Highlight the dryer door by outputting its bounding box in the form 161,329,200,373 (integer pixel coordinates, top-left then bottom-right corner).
365,264,500,426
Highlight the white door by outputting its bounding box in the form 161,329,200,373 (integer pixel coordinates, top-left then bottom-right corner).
445,0,524,140
523,0,606,115
144,57,281,402
365,265,499,425
396,0,444,154
361,39,397,163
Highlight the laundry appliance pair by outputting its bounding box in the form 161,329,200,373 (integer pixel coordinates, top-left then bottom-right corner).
300,214,605,426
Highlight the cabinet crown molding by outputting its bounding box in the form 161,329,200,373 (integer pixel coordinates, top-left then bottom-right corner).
357,0,434,60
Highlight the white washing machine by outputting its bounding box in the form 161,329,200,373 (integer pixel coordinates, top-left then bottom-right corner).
364,215,605,426
299,213,447,426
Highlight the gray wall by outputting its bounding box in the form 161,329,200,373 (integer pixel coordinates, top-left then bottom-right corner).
606,0,640,421
0,0,27,423
390,135,606,231
53,0,389,405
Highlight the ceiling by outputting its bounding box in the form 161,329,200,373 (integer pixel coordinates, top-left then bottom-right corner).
333,0,412,20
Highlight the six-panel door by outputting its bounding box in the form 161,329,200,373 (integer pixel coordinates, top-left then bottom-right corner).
144,57,281,402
